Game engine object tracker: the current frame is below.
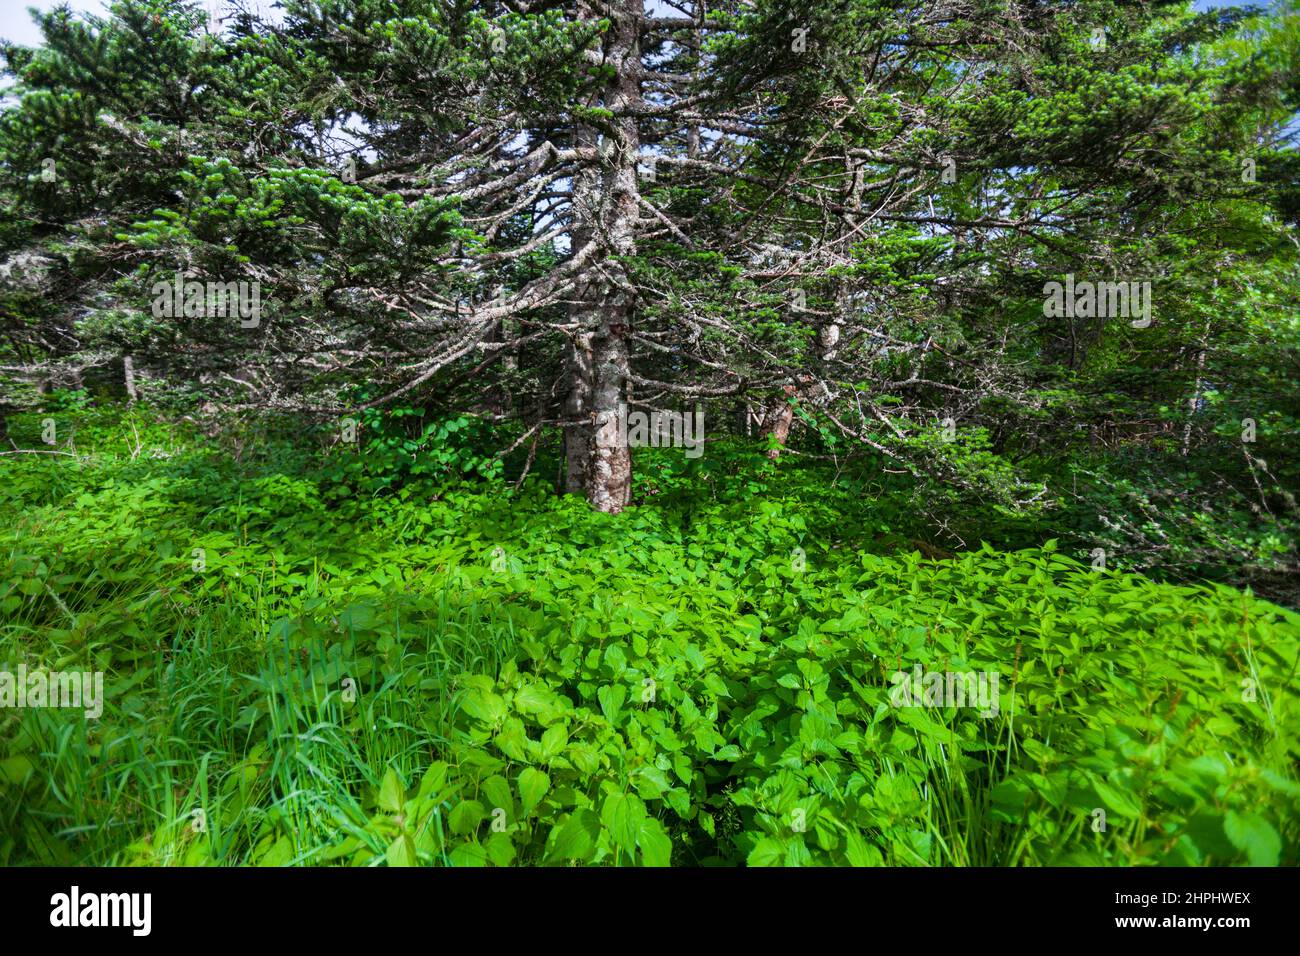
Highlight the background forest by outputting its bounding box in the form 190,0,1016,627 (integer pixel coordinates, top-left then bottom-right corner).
0,0,1297,867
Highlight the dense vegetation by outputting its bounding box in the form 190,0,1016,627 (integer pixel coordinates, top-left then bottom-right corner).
1,404,1297,866
0,1,1297,866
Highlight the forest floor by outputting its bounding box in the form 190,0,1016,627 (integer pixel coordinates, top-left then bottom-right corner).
1,406,1297,866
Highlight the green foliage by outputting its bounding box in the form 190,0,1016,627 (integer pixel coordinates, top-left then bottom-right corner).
0,0,1296,870
2,407,1296,866
36,387,92,413
318,390,506,493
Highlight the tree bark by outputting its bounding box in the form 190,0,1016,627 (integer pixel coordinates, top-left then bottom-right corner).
1181,295,1214,457
562,0,641,512
563,330,594,496
124,353,138,404
758,384,797,460
588,319,633,511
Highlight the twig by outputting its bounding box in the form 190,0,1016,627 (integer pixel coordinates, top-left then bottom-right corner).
0,449,81,457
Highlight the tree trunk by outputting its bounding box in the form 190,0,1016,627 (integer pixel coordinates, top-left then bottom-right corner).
758,384,797,460
562,0,641,512
1181,299,1213,457
123,354,138,404
588,320,633,511
1181,334,1208,456
563,329,593,495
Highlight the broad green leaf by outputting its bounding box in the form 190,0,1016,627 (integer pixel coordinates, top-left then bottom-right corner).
481,775,513,815
601,791,644,855
539,724,568,762
747,837,785,867
637,816,672,867
486,831,516,867
460,686,507,724
1092,779,1141,819
447,841,488,867
385,833,416,868
448,799,486,836
597,684,626,722
1224,811,1281,866
518,767,550,816
416,761,449,802
378,768,404,814
548,809,600,863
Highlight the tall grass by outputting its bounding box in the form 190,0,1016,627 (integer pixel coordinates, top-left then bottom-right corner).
2,551,520,865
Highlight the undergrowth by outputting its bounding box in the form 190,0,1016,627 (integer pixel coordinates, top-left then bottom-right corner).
1,406,1297,866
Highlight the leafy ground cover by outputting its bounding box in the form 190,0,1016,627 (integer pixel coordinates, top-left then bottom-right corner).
1,407,1297,866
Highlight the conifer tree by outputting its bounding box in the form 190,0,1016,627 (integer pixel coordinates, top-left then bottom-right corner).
1,0,1294,512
